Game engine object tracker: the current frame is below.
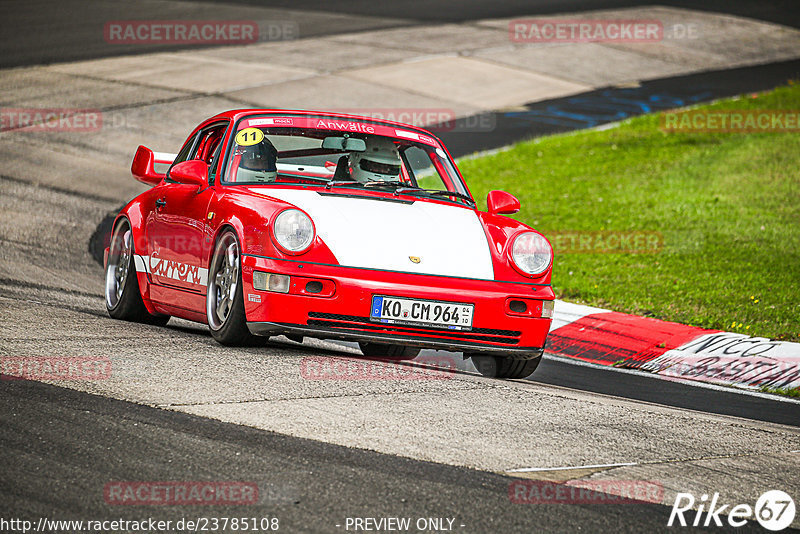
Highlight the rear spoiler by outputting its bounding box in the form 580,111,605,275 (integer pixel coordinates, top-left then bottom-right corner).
153,152,176,165
131,146,177,186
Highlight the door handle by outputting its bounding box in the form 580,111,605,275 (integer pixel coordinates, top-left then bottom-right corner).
155,198,167,208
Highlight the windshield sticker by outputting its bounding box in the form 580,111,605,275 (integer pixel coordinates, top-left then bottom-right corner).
235,127,264,146
395,129,419,140
239,117,438,145
247,118,274,126
245,117,293,127
315,119,375,133
395,129,436,146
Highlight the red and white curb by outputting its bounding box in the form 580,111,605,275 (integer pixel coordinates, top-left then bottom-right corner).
547,301,800,392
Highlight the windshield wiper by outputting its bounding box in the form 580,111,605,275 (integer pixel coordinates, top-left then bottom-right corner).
325,179,365,189
363,181,407,189
325,180,403,190
323,181,475,206
279,174,329,182
394,187,475,205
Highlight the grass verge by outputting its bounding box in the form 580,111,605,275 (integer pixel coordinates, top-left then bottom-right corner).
458,84,800,341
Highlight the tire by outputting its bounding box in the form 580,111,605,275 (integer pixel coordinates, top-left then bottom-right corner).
359,342,420,360
206,230,259,346
105,219,170,326
470,354,542,379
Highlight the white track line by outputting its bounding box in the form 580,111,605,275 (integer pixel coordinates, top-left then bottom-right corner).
508,462,637,473
509,452,800,474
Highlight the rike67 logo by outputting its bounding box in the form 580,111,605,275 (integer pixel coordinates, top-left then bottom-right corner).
668,490,796,531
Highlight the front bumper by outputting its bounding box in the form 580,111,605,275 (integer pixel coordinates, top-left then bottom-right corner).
241,255,553,358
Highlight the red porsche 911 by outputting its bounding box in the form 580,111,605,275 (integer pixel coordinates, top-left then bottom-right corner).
105,110,554,379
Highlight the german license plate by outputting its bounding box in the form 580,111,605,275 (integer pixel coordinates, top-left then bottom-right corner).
370,295,474,330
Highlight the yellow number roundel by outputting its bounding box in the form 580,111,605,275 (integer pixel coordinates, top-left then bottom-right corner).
235,128,264,146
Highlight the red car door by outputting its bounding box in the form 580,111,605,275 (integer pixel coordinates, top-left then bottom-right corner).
147,184,213,294
146,122,228,303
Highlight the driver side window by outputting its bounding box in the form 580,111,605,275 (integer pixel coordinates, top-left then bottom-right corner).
170,133,199,170
168,122,229,183
192,124,227,164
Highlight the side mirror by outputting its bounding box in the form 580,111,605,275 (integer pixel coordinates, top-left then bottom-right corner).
169,160,208,188
131,145,165,186
487,190,520,215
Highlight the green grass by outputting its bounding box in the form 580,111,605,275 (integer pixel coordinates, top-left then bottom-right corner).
759,385,800,398
458,84,800,341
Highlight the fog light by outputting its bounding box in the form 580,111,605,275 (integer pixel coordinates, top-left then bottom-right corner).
253,271,290,293
542,300,555,319
305,281,323,294
509,300,527,313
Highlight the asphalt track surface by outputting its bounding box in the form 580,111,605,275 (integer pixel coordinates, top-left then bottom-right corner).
2,1,800,532
2,0,800,68
10,378,797,534
201,0,800,27
7,378,774,534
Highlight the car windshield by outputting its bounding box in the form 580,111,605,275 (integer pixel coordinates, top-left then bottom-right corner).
221,115,472,205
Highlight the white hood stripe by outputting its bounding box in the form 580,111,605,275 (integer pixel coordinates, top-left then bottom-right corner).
259,189,495,280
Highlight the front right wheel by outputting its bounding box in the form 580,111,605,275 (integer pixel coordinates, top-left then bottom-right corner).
469,354,542,379
206,230,259,346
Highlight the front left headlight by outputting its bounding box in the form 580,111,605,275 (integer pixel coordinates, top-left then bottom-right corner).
511,232,552,275
272,209,315,253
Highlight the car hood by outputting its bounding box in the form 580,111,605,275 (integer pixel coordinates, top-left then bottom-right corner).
253,188,495,280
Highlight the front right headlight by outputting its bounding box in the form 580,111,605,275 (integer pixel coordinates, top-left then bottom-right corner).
511,232,552,275
272,209,315,253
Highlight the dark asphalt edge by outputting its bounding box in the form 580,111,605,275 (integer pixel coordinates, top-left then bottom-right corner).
533,356,800,427
4,0,799,68
2,379,500,488
199,0,800,29
436,59,800,157
4,378,788,533
2,378,741,534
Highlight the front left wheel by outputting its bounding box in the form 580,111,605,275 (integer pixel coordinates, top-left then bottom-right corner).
105,219,169,326
359,342,420,360
469,354,542,379
206,230,259,346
